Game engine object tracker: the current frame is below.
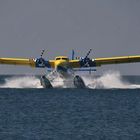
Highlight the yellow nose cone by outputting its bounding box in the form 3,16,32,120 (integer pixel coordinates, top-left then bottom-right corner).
55,60,67,69
54,56,69,69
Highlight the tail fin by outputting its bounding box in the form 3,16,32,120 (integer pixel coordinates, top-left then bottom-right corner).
72,50,75,60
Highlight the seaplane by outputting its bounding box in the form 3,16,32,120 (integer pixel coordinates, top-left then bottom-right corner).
0,49,140,88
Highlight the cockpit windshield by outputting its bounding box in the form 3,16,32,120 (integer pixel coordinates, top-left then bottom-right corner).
55,57,69,61
62,58,68,60
56,58,61,60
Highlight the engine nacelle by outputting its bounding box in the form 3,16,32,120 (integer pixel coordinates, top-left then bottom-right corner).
35,58,51,68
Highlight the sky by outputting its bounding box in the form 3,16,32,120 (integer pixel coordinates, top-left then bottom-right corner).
0,0,140,75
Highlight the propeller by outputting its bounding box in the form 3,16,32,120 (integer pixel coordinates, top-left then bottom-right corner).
79,49,96,74
84,49,92,60
80,49,93,67
35,49,50,68
40,49,45,58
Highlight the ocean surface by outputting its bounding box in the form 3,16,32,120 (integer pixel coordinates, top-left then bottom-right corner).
0,73,140,140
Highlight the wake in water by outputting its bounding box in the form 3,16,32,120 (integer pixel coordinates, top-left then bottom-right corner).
0,71,140,89
84,71,140,89
0,76,42,88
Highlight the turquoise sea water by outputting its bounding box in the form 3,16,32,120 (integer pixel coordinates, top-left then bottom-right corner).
0,75,140,139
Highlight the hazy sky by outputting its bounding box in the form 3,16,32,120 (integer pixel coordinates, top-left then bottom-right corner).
0,0,140,75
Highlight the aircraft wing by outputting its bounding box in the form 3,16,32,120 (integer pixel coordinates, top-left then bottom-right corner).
0,57,55,68
94,55,140,66
0,58,36,67
70,55,140,68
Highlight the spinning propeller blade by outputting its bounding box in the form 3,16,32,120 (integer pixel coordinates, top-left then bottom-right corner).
40,49,45,58
85,49,92,59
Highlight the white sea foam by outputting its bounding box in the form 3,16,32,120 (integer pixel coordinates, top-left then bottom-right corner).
51,76,65,88
0,76,42,88
0,71,140,89
84,71,140,89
